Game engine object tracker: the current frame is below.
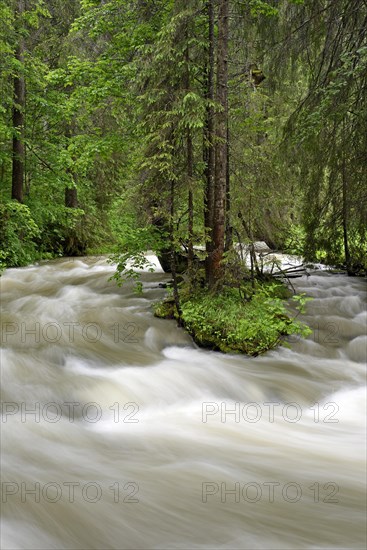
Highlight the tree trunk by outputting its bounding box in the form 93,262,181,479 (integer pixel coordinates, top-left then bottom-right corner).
204,0,215,285
64,123,78,208
209,0,229,287
342,155,351,275
185,41,194,283
225,123,232,251
11,0,25,203
169,180,182,324
65,187,78,208
187,149,194,281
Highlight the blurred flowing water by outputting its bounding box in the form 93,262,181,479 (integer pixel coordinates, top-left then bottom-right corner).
0,256,366,549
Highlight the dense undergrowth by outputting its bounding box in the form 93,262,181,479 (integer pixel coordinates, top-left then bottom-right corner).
154,281,312,356
0,199,116,272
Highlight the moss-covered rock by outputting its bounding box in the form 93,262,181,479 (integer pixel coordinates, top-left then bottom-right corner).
153,280,311,356
154,298,176,319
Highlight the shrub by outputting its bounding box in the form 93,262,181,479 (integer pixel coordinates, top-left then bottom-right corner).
0,201,40,269
154,281,312,356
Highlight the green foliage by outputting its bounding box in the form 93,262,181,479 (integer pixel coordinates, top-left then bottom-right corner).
0,201,40,269
108,248,156,288
0,0,365,277
282,0,367,272
108,221,166,287
155,281,312,356
284,224,306,255
154,299,176,319
248,1,279,17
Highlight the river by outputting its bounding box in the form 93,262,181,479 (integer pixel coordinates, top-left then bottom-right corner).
1,256,366,549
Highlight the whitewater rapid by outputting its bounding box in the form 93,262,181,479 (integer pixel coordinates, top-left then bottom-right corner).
1,257,366,549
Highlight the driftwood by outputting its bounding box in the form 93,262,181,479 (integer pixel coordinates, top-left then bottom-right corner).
158,237,309,284
273,265,308,278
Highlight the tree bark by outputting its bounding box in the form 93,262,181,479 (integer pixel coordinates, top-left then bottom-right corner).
185,41,194,282
342,153,351,275
187,138,194,281
11,0,25,203
65,187,78,208
209,0,229,287
169,180,182,324
225,122,232,251
63,125,83,255
204,0,215,285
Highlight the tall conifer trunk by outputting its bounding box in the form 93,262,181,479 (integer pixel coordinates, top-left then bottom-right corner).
208,0,229,287
225,122,232,251
204,0,215,285
185,39,194,282
11,0,25,203
342,154,351,275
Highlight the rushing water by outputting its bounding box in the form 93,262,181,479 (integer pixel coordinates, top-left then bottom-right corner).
1,257,366,550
